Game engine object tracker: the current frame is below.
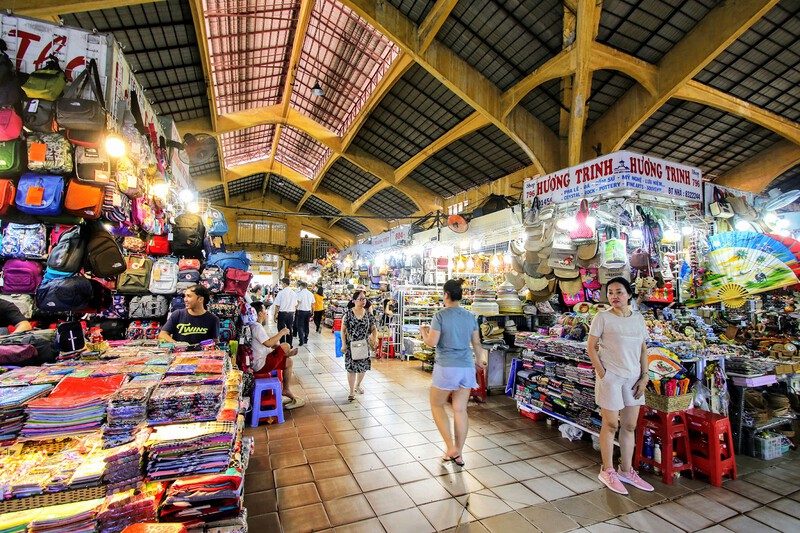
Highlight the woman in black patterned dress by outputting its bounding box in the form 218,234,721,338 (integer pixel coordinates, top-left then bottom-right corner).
341,289,377,401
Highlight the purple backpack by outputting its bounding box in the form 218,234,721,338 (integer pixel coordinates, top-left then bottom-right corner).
2,259,44,294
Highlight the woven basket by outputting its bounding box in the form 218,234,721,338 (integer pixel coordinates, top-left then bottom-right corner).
645,390,694,413
0,485,106,514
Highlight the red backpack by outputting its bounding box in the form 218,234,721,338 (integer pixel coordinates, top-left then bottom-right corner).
223,268,252,297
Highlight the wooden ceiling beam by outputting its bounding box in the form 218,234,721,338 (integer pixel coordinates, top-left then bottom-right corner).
567,0,602,166
187,0,218,132
583,0,780,160
418,0,458,53
715,140,800,193
4,0,163,18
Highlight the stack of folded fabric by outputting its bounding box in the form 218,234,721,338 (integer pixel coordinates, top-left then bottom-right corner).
26,498,105,533
104,381,157,447
147,381,224,425
159,469,245,525
20,376,125,440
102,431,149,493
95,487,159,533
145,421,236,481
0,385,53,444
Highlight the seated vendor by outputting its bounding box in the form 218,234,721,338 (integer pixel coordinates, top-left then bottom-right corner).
158,285,219,344
0,299,32,334
250,301,304,409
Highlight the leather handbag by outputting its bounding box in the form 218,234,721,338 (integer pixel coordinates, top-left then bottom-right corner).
56,59,107,131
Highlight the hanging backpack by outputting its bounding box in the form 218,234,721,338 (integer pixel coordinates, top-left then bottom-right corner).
99,294,127,319
176,281,195,293
75,145,110,183
36,275,92,313
0,108,22,141
171,213,206,258
0,179,15,214
203,235,226,256
177,269,200,284
200,265,225,293
209,294,240,318
146,234,170,256
0,139,24,177
63,179,104,219
26,132,72,174
21,56,67,100
22,98,57,133
1,223,47,259
178,258,200,271
0,46,22,108
129,294,169,318
83,224,126,278
47,224,86,273
55,59,106,131
170,293,186,312
205,207,229,236
15,173,64,216
207,250,249,271
116,255,152,294
2,259,43,294
102,180,132,224
223,268,252,297
149,259,179,295
218,318,236,342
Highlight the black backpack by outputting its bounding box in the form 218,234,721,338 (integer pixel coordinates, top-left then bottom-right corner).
84,223,126,278
47,224,86,273
171,213,206,258
0,41,22,109
36,275,92,313
88,317,128,341
56,321,85,353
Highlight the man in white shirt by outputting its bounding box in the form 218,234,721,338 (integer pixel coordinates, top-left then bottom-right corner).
273,277,298,347
294,281,315,346
250,301,304,409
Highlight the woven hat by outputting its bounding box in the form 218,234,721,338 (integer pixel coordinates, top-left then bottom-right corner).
577,240,598,261
524,262,538,276
559,278,583,294
554,267,580,279
537,262,553,276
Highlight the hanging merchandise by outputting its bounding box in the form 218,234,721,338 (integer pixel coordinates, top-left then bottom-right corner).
223,268,253,297
207,250,249,271
131,197,157,234
569,199,596,244
122,236,147,253
206,207,229,236
0,178,14,213
55,59,107,131
146,234,171,256
21,56,67,100
56,321,85,353
1,223,47,259
129,294,169,318
0,140,23,177
116,255,153,294
1,259,43,294
149,259,179,295
84,223,126,277
75,145,111,183
63,179,105,219
25,133,73,174
200,265,225,293
102,180,132,224
0,107,22,141
15,173,64,216
171,213,206,258
22,97,57,132
36,275,93,312
709,187,734,218
47,224,86,273
178,258,201,271
115,155,141,197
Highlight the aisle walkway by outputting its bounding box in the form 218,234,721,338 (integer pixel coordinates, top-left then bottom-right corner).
243,328,800,533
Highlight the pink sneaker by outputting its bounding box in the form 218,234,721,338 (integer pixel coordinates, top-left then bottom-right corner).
617,467,654,492
598,467,628,495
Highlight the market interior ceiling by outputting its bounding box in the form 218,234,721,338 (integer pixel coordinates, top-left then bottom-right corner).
14,0,800,238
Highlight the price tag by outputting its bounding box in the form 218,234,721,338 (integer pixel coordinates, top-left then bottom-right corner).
154,268,162,281
168,232,174,241
25,186,44,206
27,99,39,113
29,143,47,163
127,173,137,190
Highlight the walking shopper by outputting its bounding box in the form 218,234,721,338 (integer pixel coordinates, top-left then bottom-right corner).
273,277,298,347
250,301,304,409
295,281,315,346
313,283,325,333
587,277,654,495
341,290,377,402
419,279,483,468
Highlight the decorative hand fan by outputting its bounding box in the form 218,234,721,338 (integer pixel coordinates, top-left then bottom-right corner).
647,347,685,380
767,233,800,286
697,232,799,306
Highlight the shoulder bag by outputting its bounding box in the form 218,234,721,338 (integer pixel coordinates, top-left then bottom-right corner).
350,339,370,360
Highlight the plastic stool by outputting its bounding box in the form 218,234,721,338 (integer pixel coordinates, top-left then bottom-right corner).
334,330,343,358
686,408,737,486
251,377,284,426
376,337,395,358
634,406,694,484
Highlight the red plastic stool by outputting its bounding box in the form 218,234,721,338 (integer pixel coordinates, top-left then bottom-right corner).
376,337,395,358
634,406,694,484
470,363,487,403
686,408,737,487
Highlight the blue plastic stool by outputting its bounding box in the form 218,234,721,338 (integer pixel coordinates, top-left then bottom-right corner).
334,330,343,358
251,377,284,426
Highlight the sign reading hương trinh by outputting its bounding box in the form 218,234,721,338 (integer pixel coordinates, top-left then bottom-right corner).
524,151,703,206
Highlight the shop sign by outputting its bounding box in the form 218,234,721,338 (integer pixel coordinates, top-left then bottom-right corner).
371,232,391,247
391,225,411,246
524,151,702,205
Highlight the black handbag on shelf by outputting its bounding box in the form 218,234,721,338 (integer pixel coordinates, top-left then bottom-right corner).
55,59,107,131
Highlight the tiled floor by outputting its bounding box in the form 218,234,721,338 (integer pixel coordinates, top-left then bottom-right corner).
244,329,800,532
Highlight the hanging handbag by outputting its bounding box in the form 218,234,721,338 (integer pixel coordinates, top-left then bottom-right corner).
0,139,24,177
22,98,57,133
75,145,111,183
709,186,733,218
629,248,650,270
21,56,67,100
0,107,22,141
56,59,107,131
601,227,627,267
350,338,370,360
26,132,73,174
569,199,596,243
63,179,104,219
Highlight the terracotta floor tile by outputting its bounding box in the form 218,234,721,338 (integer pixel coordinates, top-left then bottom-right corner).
245,472,275,493
354,468,398,492
247,511,281,533
269,437,303,454
393,432,431,448
498,461,544,481
747,506,800,531
280,502,331,533
723,479,781,504
345,452,384,473
387,462,432,484
407,443,446,461
700,486,761,513
522,476,575,501
316,475,362,501
527,456,572,475
383,422,417,435
331,430,364,444
769,497,800,516
305,445,343,463
552,470,603,493
619,509,680,533
746,472,800,494
365,485,416,516
247,455,272,473
441,522,490,533
676,493,738,522
434,470,485,497
722,514,780,533
332,517,385,533
266,426,299,441
358,426,392,439
277,482,322,510
349,417,381,429
378,507,434,533
312,459,352,480
551,495,614,526
274,465,314,487
479,510,534,533
517,502,581,533
577,489,641,517
461,493,513,519
337,440,374,457
245,489,278,515
270,451,308,470
324,494,376,527
366,436,403,453
377,448,416,467
418,497,474,530
300,433,335,449
469,465,517,488
401,478,452,506
477,447,518,464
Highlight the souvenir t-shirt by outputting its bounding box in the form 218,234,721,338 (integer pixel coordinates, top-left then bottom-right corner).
162,309,220,344
588,310,648,378
431,306,478,368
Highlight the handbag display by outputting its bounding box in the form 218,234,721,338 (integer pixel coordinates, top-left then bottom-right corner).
26,132,73,174
15,173,64,216
0,107,22,141
0,139,24,176
0,179,15,215
63,179,104,219
21,57,67,100
22,98,57,133
56,59,107,131
350,339,370,360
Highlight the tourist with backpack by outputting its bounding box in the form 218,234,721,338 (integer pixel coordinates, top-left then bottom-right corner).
158,284,219,345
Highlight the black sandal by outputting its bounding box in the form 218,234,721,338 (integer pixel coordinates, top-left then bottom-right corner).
450,455,465,467
348,395,355,402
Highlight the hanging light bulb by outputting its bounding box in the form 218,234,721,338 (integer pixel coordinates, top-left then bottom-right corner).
179,190,194,204
151,183,169,200
681,226,693,236
466,256,475,270
105,134,126,158
491,254,501,268
556,217,577,231
458,257,466,270
503,251,513,264
187,201,200,213
662,229,680,243
735,219,755,231
764,212,779,224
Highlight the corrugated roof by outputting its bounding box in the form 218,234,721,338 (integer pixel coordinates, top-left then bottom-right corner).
320,159,380,202
362,187,417,219
228,173,267,196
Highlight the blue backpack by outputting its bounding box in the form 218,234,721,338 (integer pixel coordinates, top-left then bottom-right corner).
15,173,64,216
206,208,229,237
36,276,92,313
207,251,249,271
218,318,236,342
